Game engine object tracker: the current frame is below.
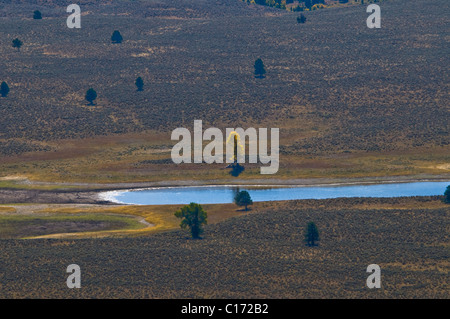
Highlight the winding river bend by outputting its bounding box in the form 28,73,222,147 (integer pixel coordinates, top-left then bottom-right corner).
99,181,449,205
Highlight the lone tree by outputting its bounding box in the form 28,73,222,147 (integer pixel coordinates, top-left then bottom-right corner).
12,38,23,52
85,88,97,105
0,82,10,97
175,202,208,239
297,14,307,24
234,190,253,211
33,10,42,19
228,134,244,177
254,58,266,78
304,222,320,246
111,30,123,44
444,185,450,204
135,77,144,91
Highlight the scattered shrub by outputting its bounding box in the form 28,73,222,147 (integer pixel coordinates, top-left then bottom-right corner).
33,10,42,19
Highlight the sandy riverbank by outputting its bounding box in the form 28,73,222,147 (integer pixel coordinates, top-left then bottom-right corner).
0,174,448,205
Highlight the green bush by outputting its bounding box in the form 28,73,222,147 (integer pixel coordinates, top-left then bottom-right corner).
33,10,42,19
175,203,208,239
0,82,10,97
444,185,450,203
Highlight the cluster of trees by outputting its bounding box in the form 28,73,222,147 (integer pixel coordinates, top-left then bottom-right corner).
291,0,325,11
242,0,287,10
242,0,325,11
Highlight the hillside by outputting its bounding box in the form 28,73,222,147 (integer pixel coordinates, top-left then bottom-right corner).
0,0,281,18
0,0,448,182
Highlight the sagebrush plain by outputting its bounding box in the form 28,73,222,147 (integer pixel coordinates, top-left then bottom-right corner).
0,0,448,299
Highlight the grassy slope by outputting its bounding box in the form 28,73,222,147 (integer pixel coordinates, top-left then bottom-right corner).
0,197,448,298
0,202,263,238
0,0,448,183
0,212,145,239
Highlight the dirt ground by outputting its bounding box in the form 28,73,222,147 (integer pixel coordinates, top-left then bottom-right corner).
0,189,110,204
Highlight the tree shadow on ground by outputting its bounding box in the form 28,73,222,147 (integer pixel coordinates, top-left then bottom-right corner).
228,163,244,177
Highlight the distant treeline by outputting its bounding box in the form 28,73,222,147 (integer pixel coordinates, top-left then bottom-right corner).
242,0,383,11
242,0,326,10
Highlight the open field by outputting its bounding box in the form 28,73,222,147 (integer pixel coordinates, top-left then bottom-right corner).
0,196,448,298
0,0,448,301
0,132,448,184
0,200,275,238
0,0,448,183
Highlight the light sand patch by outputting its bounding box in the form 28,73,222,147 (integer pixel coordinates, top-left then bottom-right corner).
43,50,77,58
0,175,28,181
131,52,151,57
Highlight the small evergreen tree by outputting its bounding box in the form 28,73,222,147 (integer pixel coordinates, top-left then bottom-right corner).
0,82,10,97
12,38,23,52
444,185,450,204
135,77,144,91
304,222,320,246
297,14,307,23
234,190,253,211
228,134,245,176
85,88,97,105
33,10,42,19
254,58,266,78
111,30,123,44
175,203,208,239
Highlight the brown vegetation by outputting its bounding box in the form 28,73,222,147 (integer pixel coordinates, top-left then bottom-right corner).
0,0,447,158
0,196,448,298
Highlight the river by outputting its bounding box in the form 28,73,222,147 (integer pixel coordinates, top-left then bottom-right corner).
98,181,449,205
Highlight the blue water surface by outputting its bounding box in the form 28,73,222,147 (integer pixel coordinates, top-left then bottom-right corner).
102,181,450,205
